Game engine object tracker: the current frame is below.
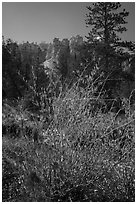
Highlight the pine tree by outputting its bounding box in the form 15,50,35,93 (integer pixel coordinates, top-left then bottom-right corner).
85,2,129,100
86,2,129,70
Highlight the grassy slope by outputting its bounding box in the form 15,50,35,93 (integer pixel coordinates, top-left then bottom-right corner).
2,86,135,202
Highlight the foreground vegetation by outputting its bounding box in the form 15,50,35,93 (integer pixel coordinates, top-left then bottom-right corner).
2,82,135,202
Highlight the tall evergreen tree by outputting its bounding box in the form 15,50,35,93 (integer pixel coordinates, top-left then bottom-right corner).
85,2,130,100
86,2,129,70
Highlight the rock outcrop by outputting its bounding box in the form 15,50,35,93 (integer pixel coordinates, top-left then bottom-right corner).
43,35,84,79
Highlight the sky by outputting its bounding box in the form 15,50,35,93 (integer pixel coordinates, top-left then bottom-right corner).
2,2,135,44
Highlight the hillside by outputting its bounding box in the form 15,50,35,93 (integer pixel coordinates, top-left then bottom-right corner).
2,2,135,201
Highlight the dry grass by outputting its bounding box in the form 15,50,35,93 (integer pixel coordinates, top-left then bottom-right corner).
2,77,135,201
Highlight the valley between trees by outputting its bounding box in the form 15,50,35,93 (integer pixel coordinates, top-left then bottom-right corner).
2,3,135,201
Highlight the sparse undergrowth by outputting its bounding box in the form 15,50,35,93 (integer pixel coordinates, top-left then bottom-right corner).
2,86,135,202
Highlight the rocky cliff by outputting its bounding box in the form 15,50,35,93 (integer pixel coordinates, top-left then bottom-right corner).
43,35,84,78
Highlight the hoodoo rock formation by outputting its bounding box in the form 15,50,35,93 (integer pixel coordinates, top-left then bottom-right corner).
43,35,84,79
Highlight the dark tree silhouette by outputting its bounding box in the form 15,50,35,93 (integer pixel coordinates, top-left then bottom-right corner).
86,2,129,69
85,2,132,109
